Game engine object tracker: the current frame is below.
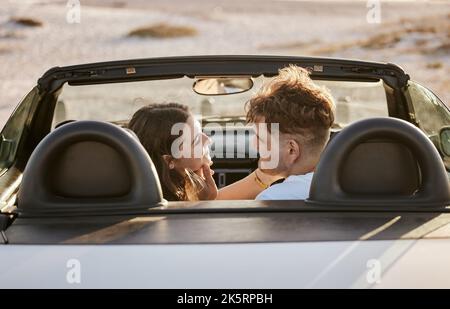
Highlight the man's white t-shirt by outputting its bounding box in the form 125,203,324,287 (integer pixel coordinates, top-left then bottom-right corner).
256,172,314,200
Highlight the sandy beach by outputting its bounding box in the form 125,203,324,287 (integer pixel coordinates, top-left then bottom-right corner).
0,0,448,127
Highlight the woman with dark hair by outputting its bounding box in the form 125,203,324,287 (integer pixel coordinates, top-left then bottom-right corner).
128,103,217,201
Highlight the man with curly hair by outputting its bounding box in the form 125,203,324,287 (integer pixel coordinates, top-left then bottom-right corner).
246,65,335,200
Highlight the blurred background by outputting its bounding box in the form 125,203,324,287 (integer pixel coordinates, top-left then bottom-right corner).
0,0,449,127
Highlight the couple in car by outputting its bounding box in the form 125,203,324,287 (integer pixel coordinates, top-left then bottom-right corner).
128,65,335,201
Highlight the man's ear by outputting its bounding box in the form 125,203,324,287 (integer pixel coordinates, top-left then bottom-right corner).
162,155,176,169
287,139,301,162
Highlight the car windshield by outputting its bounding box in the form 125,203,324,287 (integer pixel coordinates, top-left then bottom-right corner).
54,76,388,128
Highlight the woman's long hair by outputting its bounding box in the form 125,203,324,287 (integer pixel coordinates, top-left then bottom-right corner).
128,103,205,201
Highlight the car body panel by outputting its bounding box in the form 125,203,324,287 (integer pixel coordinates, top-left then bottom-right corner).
1,239,450,288
5,200,450,244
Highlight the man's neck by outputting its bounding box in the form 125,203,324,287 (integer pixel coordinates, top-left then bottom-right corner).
286,161,316,177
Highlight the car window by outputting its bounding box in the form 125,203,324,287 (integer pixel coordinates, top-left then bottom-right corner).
407,81,450,136
0,87,38,173
406,81,450,170
54,77,388,128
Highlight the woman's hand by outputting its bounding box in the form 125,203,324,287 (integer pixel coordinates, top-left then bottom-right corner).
196,164,218,200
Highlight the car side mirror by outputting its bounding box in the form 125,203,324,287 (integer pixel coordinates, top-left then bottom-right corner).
439,126,450,157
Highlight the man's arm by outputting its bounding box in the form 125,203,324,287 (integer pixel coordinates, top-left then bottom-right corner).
216,169,282,200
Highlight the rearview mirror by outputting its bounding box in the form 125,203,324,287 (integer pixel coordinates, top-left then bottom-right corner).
440,126,450,157
193,77,253,96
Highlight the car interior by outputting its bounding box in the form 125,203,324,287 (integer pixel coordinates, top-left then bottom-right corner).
1,57,450,244
16,115,450,216
5,115,450,245
14,73,450,213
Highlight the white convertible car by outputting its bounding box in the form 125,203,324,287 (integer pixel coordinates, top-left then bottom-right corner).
0,56,449,288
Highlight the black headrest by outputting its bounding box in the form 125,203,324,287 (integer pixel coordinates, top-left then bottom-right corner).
17,121,165,216
308,117,450,208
